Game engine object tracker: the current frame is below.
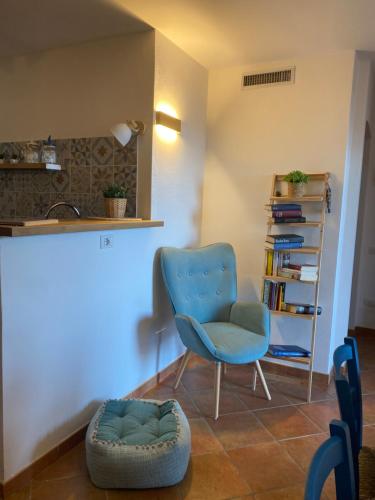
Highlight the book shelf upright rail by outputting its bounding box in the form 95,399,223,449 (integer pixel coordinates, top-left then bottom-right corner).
262,173,330,403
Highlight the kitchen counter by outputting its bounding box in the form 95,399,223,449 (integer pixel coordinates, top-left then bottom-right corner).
0,218,164,237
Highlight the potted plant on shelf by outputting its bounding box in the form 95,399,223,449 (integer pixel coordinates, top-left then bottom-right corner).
103,184,128,218
283,170,309,197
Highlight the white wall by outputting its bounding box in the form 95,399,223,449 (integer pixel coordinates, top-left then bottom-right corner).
349,68,375,330
0,31,207,481
201,51,356,375
329,53,372,359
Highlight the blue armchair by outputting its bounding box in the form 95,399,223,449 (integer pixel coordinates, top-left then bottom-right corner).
160,243,271,419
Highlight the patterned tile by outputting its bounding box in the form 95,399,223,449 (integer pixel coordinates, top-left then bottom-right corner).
0,192,16,217
51,169,70,193
32,172,51,193
33,193,50,218
55,139,71,168
91,166,113,194
0,171,15,191
126,196,136,217
15,192,34,217
91,137,113,166
90,194,105,217
71,167,90,194
114,136,137,166
71,138,91,167
113,165,137,197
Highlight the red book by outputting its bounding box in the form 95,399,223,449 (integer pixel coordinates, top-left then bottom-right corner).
272,210,302,217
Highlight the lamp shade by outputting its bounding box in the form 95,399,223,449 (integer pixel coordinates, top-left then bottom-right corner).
110,123,132,147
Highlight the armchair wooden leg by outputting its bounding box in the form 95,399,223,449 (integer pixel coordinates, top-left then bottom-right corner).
214,362,222,420
174,350,191,390
255,360,271,400
252,365,257,391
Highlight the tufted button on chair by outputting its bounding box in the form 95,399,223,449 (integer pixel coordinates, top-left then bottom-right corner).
160,243,271,419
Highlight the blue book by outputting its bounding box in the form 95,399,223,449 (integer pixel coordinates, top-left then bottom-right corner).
268,345,311,357
265,241,303,250
271,204,301,211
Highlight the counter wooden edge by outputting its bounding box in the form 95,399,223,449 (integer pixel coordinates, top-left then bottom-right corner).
0,219,164,237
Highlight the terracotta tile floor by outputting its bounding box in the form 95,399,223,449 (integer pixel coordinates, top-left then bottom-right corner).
10,333,375,500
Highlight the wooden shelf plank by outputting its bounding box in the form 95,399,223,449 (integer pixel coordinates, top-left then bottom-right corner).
269,195,324,202
264,246,320,254
270,310,315,320
267,221,322,227
0,162,62,171
264,354,311,365
263,275,318,284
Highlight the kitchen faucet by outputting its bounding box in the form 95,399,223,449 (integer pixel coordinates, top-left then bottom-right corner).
45,202,81,219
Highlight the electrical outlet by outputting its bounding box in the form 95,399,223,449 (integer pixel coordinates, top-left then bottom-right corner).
100,235,113,249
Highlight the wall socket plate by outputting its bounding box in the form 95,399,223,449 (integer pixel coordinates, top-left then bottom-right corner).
100,235,113,249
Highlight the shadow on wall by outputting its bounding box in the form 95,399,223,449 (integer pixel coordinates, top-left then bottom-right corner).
32,399,101,472
136,248,179,378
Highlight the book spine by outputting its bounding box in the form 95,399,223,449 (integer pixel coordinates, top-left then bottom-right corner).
272,204,301,211
272,217,306,223
268,237,304,243
272,210,302,217
272,242,303,250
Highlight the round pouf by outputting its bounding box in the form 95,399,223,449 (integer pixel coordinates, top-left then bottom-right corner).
85,398,191,489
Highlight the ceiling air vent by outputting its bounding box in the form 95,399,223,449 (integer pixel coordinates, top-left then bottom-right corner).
242,67,296,89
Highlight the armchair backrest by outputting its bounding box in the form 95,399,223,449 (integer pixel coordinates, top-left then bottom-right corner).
160,243,237,323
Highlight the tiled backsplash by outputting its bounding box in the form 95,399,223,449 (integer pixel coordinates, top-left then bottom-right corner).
0,136,137,218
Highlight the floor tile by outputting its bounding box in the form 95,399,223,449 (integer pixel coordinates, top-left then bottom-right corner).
31,475,105,499
271,380,333,404
34,442,86,481
298,400,340,431
236,384,291,411
179,452,251,499
363,394,375,424
190,388,247,417
207,411,273,450
254,484,306,499
181,366,215,391
172,393,200,418
361,369,375,394
143,373,186,399
363,425,375,447
189,417,223,455
222,364,256,388
280,433,328,471
228,442,305,494
107,485,181,499
255,405,321,440
6,487,31,500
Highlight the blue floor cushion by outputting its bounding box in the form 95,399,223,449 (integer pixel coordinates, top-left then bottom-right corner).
86,399,191,489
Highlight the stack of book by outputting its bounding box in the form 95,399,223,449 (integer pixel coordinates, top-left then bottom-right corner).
263,280,285,311
277,264,318,282
282,303,322,315
265,234,304,250
268,344,311,358
266,203,306,224
265,251,290,276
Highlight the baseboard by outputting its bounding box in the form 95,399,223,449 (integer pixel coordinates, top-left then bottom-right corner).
0,354,183,499
260,358,332,386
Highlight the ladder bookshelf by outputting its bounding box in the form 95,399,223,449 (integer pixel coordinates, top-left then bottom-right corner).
262,173,330,402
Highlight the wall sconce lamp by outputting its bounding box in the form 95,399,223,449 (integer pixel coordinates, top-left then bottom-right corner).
155,111,181,133
110,120,145,146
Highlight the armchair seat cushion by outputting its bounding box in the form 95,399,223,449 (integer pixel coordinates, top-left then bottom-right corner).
201,322,268,364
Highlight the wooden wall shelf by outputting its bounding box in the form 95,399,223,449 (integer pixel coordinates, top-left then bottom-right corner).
269,195,324,202
0,162,62,171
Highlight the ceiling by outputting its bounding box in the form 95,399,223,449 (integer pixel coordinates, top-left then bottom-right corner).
112,0,375,68
0,0,150,58
3,0,375,67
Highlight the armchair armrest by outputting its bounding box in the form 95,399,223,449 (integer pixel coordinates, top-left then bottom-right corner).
230,302,270,340
175,314,217,360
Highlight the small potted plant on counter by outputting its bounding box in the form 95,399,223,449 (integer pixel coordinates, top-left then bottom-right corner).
103,184,128,218
284,170,309,197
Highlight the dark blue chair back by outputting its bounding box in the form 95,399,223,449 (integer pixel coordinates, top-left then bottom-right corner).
305,420,356,500
333,336,362,497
